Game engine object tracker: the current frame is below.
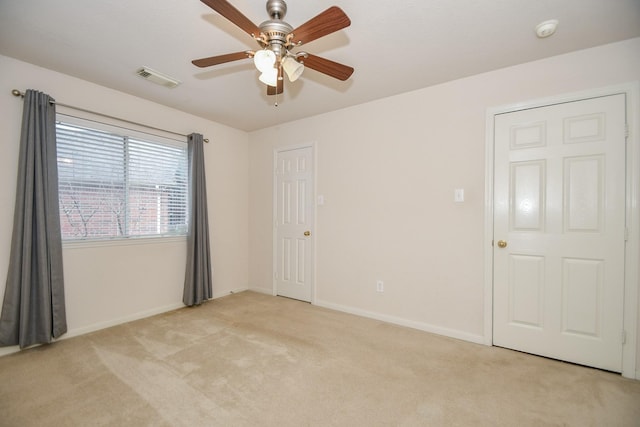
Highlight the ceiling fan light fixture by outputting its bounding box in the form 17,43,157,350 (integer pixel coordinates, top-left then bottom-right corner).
254,49,276,73
259,67,279,86
282,56,304,82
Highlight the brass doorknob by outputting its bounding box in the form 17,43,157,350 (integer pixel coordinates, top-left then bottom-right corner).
497,240,507,248
304,231,311,236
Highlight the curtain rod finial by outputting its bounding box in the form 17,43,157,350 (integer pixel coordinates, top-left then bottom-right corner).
11,89,24,97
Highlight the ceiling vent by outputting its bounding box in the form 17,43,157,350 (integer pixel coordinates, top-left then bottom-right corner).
136,67,181,88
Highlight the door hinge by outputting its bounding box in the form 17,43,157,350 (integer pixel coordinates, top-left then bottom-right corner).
625,123,629,139
622,330,627,345
624,227,629,242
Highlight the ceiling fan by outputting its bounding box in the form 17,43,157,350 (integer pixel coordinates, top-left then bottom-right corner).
192,0,354,97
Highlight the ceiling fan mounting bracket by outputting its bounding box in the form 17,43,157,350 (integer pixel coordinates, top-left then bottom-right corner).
266,0,287,20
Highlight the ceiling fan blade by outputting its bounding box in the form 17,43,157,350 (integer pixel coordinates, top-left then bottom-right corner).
267,67,284,95
200,0,261,37
192,51,251,68
300,54,354,81
290,6,351,46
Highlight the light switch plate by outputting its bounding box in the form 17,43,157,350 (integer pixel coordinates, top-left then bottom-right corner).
454,188,464,202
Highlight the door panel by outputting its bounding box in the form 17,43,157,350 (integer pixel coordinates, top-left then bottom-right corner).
493,94,626,372
510,160,545,231
275,146,313,302
564,156,603,232
562,257,603,337
508,254,544,328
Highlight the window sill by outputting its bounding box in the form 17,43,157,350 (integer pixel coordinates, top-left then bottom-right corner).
62,235,187,250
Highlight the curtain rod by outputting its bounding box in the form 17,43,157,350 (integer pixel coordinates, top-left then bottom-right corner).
11,89,209,143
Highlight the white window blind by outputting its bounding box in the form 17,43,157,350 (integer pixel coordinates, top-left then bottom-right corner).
56,118,188,240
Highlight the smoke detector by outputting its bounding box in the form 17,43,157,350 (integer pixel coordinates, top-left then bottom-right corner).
136,67,181,88
535,20,558,38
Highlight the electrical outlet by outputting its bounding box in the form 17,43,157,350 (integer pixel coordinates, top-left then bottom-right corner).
376,280,384,292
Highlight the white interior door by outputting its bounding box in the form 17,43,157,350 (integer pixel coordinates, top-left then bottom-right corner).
274,146,314,302
493,94,627,372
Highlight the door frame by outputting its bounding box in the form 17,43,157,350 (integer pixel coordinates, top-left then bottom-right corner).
483,82,640,379
272,142,317,303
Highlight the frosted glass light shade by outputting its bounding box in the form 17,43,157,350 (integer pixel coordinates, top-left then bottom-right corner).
282,56,304,82
254,49,276,73
259,67,278,86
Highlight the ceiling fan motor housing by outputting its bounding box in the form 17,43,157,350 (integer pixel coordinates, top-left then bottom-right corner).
259,20,293,58
259,0,293,61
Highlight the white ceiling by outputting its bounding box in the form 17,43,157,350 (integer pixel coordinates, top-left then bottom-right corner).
1,0,639,132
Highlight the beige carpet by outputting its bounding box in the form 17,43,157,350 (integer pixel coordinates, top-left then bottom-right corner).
0,291,639,426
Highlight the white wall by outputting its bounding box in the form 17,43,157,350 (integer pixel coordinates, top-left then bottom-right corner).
0,55,249,353
248,38,640,367
2,37,639,375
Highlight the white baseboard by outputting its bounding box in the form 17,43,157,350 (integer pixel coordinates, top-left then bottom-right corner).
248,286,274,296
215,286,249,298
68,302,186,339
0,346,19,357
0,301,183,357
65,288,253,339
0,289,248,358
314,299,486,345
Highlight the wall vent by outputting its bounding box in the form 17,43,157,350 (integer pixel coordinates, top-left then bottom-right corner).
136,67,181,88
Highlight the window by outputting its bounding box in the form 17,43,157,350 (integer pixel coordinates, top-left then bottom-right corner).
56,116,188,241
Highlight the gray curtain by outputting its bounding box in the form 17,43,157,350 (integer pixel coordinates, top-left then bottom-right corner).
0,90,67,348
183,133,212,306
